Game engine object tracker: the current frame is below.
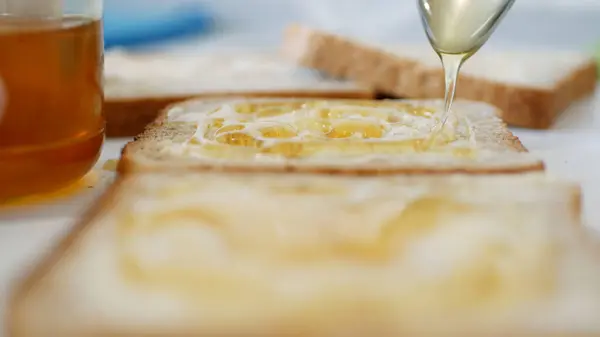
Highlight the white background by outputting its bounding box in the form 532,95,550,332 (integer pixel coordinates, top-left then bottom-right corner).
103,0,600,50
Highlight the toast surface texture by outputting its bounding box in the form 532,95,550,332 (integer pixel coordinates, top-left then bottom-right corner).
119,97,543,175
104,50,374,137
9,172,594,337
282,25,598,129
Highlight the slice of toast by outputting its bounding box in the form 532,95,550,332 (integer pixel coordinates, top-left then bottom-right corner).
9,172,595,337
104,50,374,137
119,97,544,175
282,24,598,129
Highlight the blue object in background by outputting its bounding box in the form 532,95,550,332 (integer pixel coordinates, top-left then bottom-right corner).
103,0,214,49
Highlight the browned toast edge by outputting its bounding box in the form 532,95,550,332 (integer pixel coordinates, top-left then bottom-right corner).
282,24,598,129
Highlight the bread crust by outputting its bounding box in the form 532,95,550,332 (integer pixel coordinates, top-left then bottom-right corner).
117,97,545,176
120,138,544,176
282,24,598,130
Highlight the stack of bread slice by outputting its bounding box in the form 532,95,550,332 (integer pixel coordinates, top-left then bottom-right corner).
8,28,600,337
103,26,597,136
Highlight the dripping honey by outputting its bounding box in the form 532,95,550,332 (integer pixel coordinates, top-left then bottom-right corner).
0,16,104,201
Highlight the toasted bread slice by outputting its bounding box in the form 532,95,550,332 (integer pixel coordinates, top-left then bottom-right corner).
119,97,544,175
104,50,374,137
282,24,598,129
10,172,595,337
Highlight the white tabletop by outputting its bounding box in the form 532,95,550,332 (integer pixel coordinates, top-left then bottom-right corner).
0,88,598,336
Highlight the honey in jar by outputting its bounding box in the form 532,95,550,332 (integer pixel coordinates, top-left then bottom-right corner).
0,15,104,201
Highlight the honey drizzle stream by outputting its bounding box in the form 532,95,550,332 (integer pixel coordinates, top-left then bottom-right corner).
426,53,469,147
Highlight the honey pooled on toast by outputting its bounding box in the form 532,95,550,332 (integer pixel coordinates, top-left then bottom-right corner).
112,174,559,329
0,15,104,201
173,100,477,160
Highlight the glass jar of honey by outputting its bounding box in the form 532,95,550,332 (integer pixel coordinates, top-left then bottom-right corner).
0,0,104,201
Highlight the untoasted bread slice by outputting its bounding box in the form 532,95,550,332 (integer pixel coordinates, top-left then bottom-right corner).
104,50,374,137
119,97,544,175
282,24,598,129
10,172,595,337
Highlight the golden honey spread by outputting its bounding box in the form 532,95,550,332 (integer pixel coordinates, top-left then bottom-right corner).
168,100,477,160
106,174,585,335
